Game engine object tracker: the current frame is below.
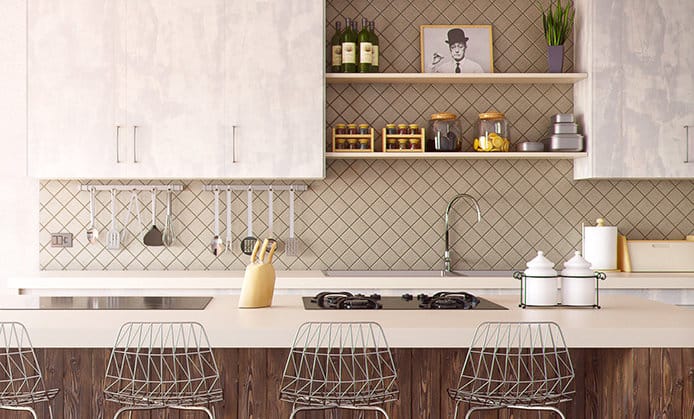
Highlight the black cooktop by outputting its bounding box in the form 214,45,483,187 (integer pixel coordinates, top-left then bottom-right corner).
303,292,507,310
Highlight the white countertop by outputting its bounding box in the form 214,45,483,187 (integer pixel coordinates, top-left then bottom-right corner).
1,294,692,348
7,270,694,296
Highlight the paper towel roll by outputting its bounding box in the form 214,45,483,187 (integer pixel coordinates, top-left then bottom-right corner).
582,219,617,270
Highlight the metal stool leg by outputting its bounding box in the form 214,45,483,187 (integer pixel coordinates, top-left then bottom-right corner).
464,405,502,419
289,405,390,419
171,405,216,418
0,406,38,419
508,405,566,419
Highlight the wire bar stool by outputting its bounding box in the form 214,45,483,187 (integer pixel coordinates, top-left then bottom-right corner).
0,322,59,418
448,321,575,419
280,321,399,418
103,322,223,418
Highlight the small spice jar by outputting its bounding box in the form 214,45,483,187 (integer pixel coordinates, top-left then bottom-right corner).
358,138,370,150
386,138,397,150
386,124,397,135
347,123,358,135
335,138,347,150
409,123,419,135
335,123,346,135
409,138,421,150
347,138,358,149
358,123,370,135
397,138,408,150
397,124,408,135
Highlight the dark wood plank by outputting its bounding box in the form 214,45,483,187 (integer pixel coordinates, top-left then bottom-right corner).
568,348,586,419
684,348,694,419
215,348,239,419
410,348,441,419
650,348,665,418
583,348,600,418
633,348,650,418
388,348,410,419
662,348,685,418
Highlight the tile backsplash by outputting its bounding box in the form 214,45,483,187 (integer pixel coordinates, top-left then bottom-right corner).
40,162,694,271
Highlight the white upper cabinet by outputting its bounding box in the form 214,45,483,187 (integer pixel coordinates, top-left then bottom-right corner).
28,0,324,179
224,0,325,179
574,0,694,179
28,0,125,179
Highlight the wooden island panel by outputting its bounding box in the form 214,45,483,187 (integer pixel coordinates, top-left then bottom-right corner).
3,348,692,418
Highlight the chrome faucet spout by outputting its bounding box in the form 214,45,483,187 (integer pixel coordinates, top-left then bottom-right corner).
443,193,482,273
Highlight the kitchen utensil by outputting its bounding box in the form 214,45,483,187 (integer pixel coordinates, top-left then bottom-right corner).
427,112,462,152
265,187,281,253
582,218,617,270
143,189,164,247
516,142,544,152
541,134,584,151
239,238,278,308
106,189,120,250
120,190,145,245
210,189,225,256
285,187,299,257
162,189,175,247
627,239,694,272
553,122,578,134
225,188,232,251
240,188,258,255
86,187,99,244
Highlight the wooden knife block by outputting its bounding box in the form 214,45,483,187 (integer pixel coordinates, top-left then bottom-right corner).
238,261,276,308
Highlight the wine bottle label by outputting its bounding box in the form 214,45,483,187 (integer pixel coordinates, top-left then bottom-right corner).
342,42,356,64
332,45,342,66
372,45,379,66
359,41,373,64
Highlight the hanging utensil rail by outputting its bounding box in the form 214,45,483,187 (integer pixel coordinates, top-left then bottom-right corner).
79,184,184,192
202,184,307,192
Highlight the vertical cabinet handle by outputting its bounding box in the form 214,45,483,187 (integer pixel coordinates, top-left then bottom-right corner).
232,125,238,163
685,125,691,164
115,125,122,163
133,125,139,163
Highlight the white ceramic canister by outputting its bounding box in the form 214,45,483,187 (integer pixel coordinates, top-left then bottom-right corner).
522,251,559,306
582,218,617,270
560,251,596,306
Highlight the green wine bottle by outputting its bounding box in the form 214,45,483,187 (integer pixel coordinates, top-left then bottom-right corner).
358,18,372,73
369,21,379,73
341,18,357,73
330,21,342,73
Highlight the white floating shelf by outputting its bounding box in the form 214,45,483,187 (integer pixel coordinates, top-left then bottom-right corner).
326,72,588,84
326,152,588,160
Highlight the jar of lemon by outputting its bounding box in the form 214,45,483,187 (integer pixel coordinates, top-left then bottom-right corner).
474,112,510,152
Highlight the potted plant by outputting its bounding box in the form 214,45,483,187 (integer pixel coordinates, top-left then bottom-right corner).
540,0,575,72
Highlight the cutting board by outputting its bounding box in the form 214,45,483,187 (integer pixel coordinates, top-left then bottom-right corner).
627,240,694,272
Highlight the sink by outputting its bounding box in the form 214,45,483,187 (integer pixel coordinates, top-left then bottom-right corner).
322,270,515,278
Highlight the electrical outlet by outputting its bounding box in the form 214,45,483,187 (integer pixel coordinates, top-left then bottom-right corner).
50,233,73,248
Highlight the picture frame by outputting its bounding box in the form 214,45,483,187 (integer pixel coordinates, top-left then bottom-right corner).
420,25,494,73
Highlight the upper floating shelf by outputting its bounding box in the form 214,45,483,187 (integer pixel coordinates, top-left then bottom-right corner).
326,72,588,85
326,152,588,160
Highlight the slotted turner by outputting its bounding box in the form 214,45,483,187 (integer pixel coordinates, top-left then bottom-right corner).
106,189,121,250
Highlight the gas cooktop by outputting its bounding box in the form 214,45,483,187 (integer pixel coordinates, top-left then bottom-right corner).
302,292,507,310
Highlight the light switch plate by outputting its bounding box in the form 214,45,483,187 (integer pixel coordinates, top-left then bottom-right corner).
51,233,73,248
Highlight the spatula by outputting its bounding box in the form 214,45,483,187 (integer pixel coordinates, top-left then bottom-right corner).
106,189,121,250
143,189,164,247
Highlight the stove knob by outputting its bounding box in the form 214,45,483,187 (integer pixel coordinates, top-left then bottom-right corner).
401,293,413,301
416,293,428,301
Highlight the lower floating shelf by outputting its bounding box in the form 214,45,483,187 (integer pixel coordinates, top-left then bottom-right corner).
325,152,587,160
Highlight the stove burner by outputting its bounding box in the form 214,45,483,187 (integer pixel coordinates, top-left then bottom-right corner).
418,291,480,310
311,292,382,309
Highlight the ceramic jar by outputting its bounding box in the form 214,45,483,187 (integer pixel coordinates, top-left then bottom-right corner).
517,251,559,306
561,251,598,306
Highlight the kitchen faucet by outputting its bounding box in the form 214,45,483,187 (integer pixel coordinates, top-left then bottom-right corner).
443,193,482,275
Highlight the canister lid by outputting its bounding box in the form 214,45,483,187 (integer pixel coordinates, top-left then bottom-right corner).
430,112,457,120
524,251,557,277
561,251,594,277
479,111,505,120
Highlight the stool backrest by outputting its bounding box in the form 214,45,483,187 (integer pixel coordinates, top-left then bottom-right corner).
280,321,398,404
103,322,221,401
0,322,50,402
455,321,575,405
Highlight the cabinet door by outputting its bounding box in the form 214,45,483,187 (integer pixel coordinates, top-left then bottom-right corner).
225,0,325,179
28,0,125,179
124,0,226,179
575,0,694,178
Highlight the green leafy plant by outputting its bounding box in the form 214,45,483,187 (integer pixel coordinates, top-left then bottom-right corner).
540,0,575,46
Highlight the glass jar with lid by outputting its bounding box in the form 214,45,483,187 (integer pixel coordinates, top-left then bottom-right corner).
475,111,510,152
427,112,462,152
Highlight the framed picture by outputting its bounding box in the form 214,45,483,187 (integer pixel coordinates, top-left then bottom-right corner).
420,25,494,73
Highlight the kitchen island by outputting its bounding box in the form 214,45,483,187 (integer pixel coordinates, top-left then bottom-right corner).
0,294,692,418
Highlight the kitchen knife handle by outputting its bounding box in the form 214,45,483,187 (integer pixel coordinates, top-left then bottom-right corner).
685,125,690,163
133,125,140,163
231,125,238,163
115,125,122,163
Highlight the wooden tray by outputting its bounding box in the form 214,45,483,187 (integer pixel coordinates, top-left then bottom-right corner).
332,128,375,152
382,128,426,152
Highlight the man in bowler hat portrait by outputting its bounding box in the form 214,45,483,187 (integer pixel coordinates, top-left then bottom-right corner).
430,28,483,73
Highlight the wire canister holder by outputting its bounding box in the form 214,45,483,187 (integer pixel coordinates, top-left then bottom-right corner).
514,271,606,309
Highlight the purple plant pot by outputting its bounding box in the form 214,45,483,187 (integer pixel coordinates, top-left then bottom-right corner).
547,45,564,73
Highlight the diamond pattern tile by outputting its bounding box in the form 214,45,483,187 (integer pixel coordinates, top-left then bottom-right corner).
39,163,694,271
